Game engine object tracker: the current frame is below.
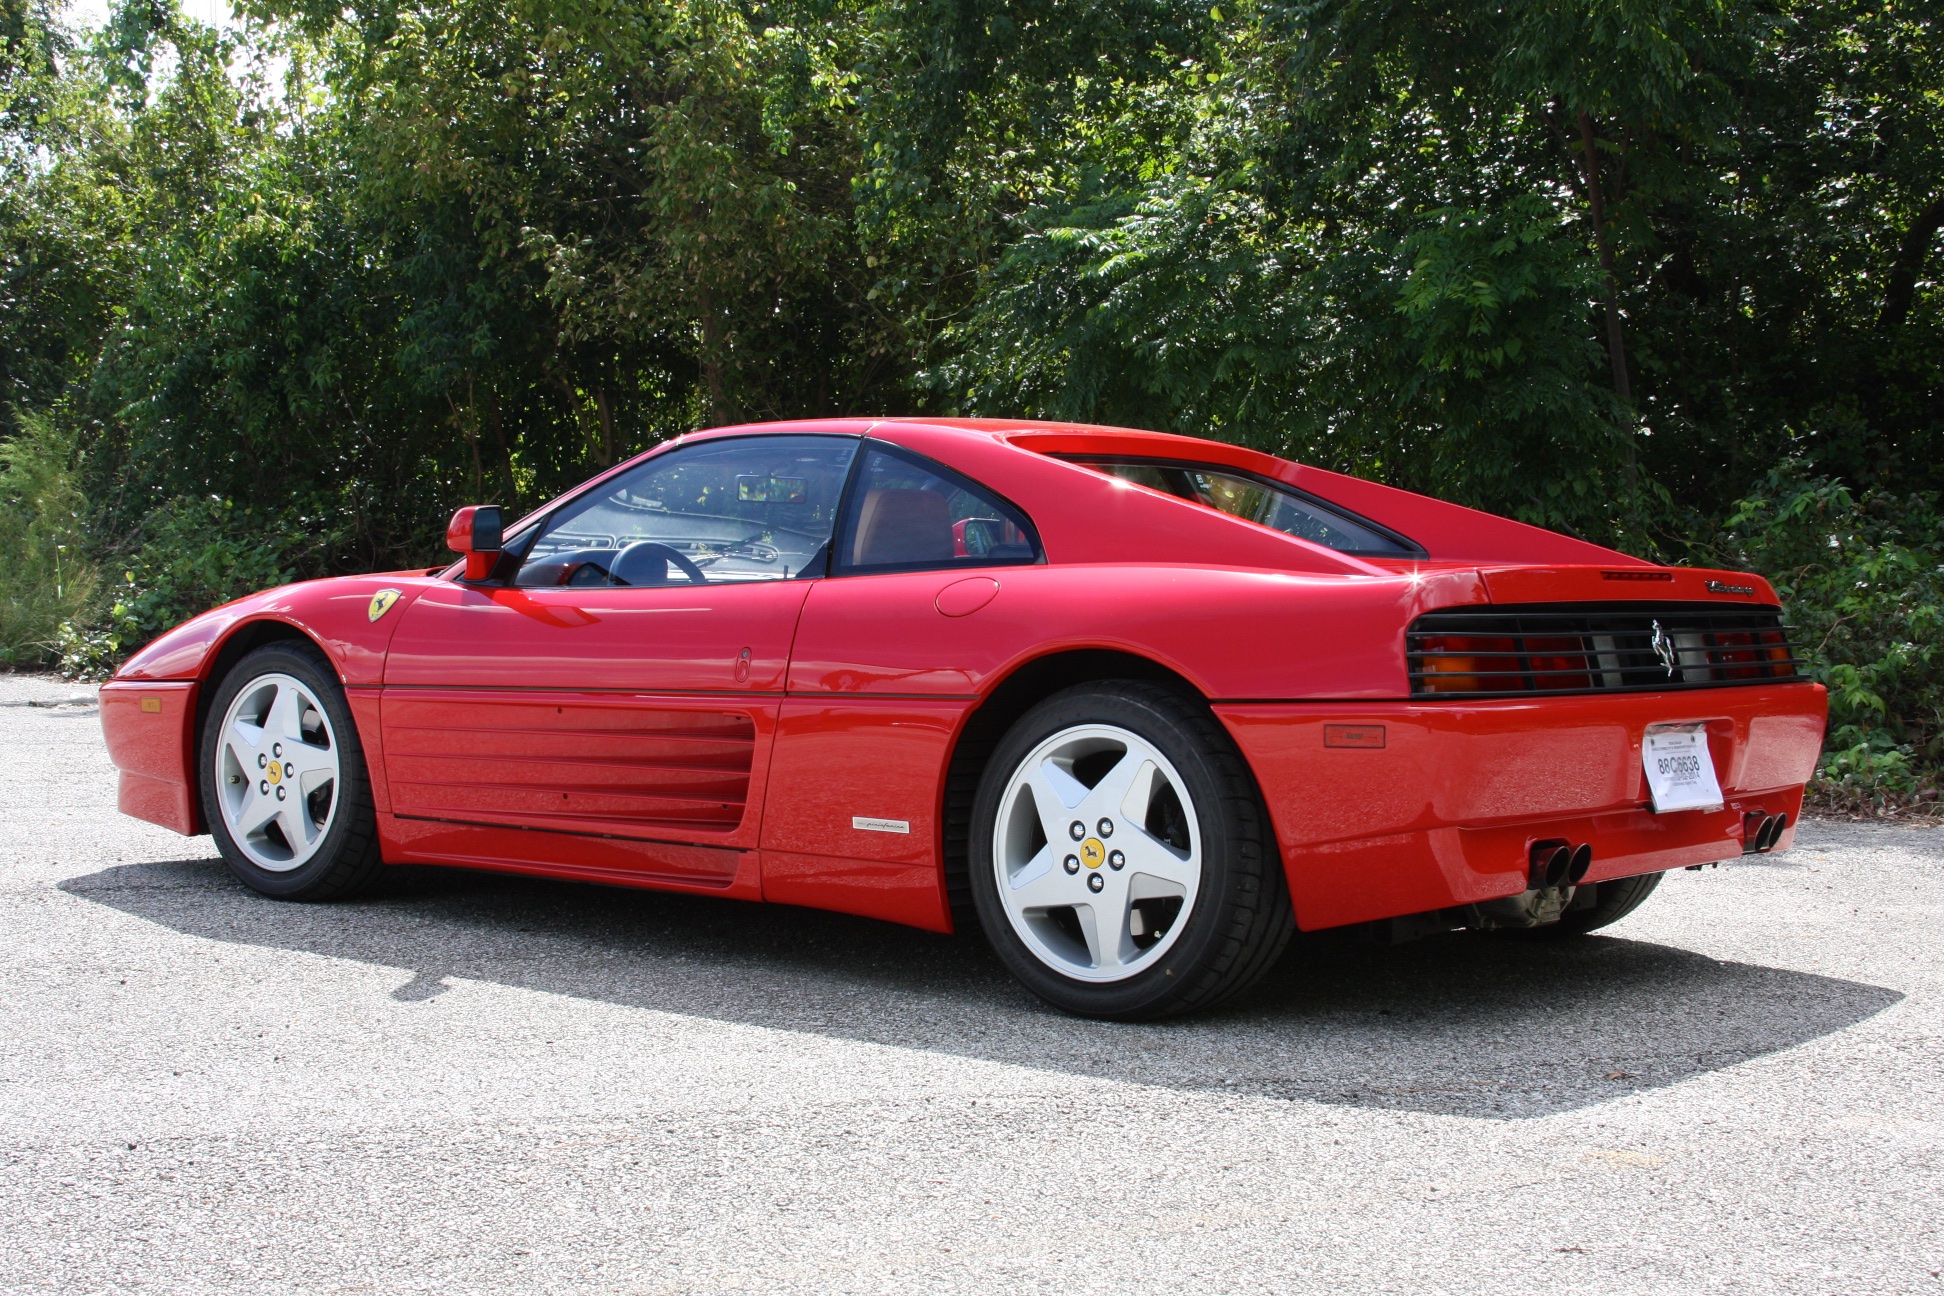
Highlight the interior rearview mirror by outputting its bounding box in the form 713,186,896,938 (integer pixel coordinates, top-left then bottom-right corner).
447,505,504,581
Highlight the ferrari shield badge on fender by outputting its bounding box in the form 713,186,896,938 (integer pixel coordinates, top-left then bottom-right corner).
367,589,402,623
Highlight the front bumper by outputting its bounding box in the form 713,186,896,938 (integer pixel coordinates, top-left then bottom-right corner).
100,680,201,835
1217,682,1826,931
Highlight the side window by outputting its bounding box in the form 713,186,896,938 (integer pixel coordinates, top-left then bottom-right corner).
516,435,859,587
834,443,1041,575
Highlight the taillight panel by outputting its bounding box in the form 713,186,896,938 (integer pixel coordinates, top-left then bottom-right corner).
1407,604,1804,698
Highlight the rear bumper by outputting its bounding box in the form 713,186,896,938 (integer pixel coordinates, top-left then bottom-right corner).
1217,682,1826,931
100,680,202,835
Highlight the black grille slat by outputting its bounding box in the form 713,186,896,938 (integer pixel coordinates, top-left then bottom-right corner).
1404,657,1810,673
1407,602,1805,699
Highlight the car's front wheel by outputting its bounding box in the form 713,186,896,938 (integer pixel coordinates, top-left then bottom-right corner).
199,643,384,900
968,681,1293,1019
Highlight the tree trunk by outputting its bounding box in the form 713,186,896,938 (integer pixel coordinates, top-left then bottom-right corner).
1577,111,1632,405
485,389,516,506
457,383,483,500
1880,196,1944,331
594,385,616,466
1576,110,1638,503
698,285,734,425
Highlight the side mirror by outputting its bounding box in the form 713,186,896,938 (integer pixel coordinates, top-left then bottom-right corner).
447,505,504,581
954,517,997,557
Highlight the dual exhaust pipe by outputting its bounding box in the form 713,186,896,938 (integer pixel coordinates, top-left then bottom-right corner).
1529,814,1786,886
1528,839,1592,890
1743,811,1790,854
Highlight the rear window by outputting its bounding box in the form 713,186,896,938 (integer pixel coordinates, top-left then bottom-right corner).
1061,457,1422,557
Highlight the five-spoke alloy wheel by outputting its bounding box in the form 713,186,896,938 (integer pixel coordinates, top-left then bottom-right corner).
215,672,341,871
200,643,383,900
969,681,1294,1019
990,722,1202,982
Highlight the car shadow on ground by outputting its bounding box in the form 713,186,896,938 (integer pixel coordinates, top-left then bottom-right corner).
61,856,1902,1121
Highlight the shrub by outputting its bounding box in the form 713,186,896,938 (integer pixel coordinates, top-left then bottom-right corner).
0,412,97,667
1721,467,1943,811
58,496,332,678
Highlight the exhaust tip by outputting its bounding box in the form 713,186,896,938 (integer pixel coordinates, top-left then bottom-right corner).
1760,812,1788,852
1567,842,1593,884
1529,839,1572,889
1743,811,1768,854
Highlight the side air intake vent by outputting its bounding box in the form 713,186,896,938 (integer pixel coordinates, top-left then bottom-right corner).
1407,602,1804,698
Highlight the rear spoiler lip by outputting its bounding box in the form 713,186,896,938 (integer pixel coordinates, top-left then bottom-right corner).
1353,561,1782,613
1473,565,1781,608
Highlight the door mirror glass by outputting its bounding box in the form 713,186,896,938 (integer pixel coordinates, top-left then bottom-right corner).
447,505,503,581
954,517,1033,558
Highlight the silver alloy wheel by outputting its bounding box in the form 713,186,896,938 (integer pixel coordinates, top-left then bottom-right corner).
992,722,1203,983
214,672,341,872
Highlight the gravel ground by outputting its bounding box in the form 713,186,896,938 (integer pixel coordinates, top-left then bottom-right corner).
1,671,1939,1295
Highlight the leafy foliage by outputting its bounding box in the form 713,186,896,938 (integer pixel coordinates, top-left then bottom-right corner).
0,0,1940,800
1719,470,1943,808
57,495,321,677
0,410,94,664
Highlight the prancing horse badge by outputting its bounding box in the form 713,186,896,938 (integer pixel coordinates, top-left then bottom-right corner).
367,589,402,623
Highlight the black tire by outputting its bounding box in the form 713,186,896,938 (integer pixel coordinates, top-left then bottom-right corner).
198,642,385,900
1534,870,1664,937
967,681,1294,1020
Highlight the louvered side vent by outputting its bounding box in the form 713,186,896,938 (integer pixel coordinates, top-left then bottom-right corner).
1407,603,1805,698
385,701,757,832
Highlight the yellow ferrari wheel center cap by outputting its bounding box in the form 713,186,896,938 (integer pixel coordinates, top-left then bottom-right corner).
266,763,282,786
1080,838,1106,868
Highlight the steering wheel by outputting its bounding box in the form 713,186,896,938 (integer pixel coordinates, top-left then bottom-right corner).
609,541,709,587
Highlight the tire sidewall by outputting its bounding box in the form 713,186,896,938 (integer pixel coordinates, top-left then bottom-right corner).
968,684,1262,1017
1566,870,1663,933
199,644,373,899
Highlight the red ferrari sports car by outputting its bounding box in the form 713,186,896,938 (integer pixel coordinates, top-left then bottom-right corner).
100,418,1827,1018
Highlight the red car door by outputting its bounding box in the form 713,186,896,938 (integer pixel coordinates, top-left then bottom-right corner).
758,439,1044,926
380,433,859,882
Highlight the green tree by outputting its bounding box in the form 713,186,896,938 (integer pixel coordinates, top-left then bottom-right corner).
0,411,94,663
1,0,1941,803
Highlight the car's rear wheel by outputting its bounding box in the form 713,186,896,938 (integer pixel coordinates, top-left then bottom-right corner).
199,643,384,900
968,681,1293,1019
1532,870,1664,937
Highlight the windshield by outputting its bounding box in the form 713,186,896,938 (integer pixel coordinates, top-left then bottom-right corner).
516,435,859,586
1063,457,1420,557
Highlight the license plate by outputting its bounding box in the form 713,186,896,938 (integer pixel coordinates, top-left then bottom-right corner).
1643,723,1724,813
